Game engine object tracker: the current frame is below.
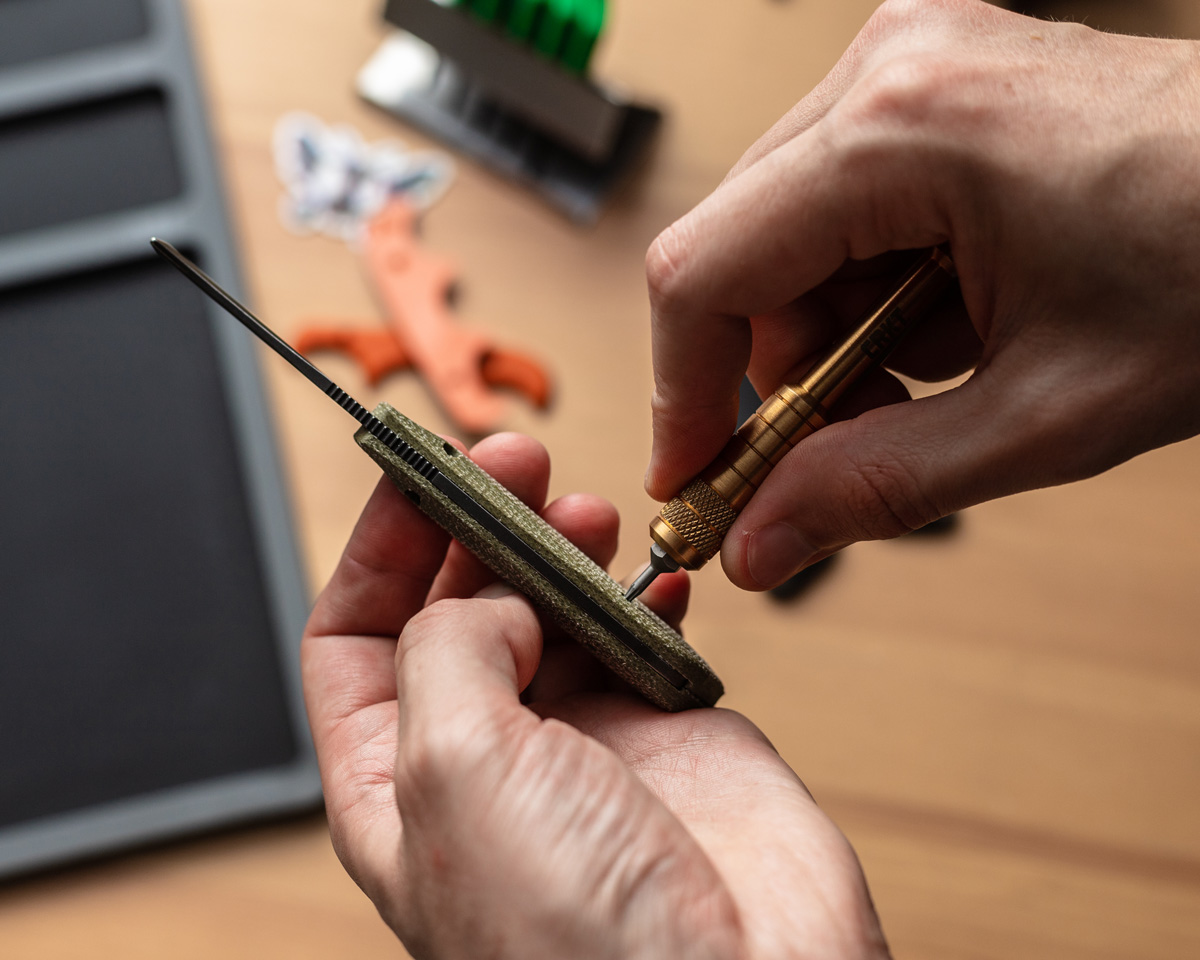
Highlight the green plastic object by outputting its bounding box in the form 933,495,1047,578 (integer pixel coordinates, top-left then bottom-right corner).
561,0,604,73
468,0,503,21
532,0,573,59
505,0,543,41
469,0,605,74
355,402,724,712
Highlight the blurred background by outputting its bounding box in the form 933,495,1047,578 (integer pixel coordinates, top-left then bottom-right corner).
0,1,1198,957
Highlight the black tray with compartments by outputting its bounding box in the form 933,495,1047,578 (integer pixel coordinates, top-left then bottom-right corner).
0,0,320,879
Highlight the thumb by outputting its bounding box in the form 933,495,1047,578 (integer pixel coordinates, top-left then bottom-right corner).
395,587,542,751
721,373,1062,589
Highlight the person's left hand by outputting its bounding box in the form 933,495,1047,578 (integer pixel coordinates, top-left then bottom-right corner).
303,432,888,959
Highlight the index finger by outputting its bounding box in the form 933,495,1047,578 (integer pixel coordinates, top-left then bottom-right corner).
302,475,451,746
307,476,451,643
645,133,856,500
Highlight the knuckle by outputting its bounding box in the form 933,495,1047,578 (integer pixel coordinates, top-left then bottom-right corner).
823,50,971,251
866,0,922,33
649,383,691,427
848,54,954,131
845,0,983,133
868,0,968,35
394,600,455,672
645,221,695,314
838,453,942,540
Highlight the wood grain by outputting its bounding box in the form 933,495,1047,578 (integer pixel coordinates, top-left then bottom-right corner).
2,1,1197,957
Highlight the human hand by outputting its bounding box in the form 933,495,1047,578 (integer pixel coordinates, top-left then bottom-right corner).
303,433,888,959
645,0,1200,589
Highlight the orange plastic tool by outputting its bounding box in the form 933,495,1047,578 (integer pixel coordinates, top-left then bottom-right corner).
295,324,551,407
296,198,551,434
295,327,408,386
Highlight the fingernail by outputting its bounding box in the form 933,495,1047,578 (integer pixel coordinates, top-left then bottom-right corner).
475,582,517,600
747,522,815,588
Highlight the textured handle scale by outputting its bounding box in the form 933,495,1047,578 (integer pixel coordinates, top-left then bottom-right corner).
356,403,724,711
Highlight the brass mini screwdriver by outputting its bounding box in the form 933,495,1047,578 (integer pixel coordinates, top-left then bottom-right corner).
626,247,958,601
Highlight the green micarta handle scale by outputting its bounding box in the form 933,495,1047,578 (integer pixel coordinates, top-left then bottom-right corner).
356,403,724,711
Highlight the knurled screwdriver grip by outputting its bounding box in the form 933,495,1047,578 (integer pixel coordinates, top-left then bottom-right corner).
650,247,958,571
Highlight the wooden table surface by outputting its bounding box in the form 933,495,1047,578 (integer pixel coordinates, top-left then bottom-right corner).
2,1,1198,957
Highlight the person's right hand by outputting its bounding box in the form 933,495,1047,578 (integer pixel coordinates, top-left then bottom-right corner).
645,0,1200,590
